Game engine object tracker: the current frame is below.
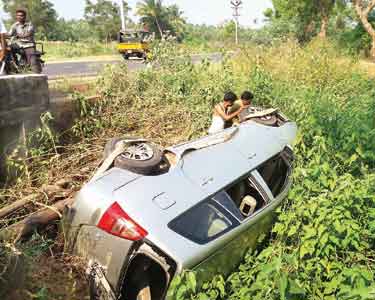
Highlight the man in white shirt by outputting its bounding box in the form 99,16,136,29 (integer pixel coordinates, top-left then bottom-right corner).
0,16,6,61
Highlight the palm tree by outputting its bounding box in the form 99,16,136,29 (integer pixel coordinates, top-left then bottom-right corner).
166,4,186,38
136,0,164,38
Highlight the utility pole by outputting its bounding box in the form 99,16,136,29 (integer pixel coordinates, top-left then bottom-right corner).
230,0,242,45
119,0,126,31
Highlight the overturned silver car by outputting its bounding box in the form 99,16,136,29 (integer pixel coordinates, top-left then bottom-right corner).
63,108,297,300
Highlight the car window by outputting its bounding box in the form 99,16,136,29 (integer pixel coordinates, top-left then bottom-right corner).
120,32,140,42
257,154,290,197
226,176,267,219
168,200,238,244
213,191,244,221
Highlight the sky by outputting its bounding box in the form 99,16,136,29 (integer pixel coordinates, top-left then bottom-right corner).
1,0,272,28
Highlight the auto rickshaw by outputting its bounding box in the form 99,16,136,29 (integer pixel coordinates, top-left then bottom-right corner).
117,30,153,60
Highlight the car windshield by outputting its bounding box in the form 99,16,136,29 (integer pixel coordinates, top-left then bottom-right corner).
119,31,150,43
168,200,237,244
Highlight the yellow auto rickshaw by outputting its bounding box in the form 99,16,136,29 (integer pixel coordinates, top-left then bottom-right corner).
117,30,153,60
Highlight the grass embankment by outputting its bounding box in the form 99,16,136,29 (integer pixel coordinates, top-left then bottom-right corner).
1,40,374,299
42,41,118,62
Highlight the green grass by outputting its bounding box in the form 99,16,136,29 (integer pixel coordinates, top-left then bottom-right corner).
42,41,117,61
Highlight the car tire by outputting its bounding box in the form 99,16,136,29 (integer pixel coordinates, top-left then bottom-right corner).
122,54,129,60
103,137,164,175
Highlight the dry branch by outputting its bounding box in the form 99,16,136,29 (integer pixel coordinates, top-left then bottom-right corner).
0,197,75,241
0,194,41,219
0,178,73,220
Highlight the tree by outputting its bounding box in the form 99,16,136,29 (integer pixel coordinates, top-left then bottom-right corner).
136,0,165,38
221,20,236,40
136,1,185,40
317,0,335,37
270,0,341,41
165,4,186,40
352,0,375,59
84,0,130,42
3,0,58,40
49,19,93,41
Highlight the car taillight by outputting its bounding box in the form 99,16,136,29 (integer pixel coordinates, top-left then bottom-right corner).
97,202,148,241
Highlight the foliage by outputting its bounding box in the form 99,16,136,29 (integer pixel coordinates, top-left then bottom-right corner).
43,40,116,61
84,0,129,42
136,0,186,40
221,20,236,41
165,4,187,40
269,0,341,41
337,11,375,56
48,19,93,42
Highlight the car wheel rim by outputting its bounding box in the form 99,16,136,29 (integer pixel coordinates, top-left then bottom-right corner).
120,142,154,161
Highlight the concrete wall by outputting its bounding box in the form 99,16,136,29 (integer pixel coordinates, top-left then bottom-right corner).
0,74,49,181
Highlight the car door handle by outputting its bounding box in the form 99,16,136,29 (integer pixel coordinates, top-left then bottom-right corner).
248,153,256,160
201,177,214,186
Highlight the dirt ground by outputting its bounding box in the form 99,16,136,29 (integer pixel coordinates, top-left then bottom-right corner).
2,229,89,300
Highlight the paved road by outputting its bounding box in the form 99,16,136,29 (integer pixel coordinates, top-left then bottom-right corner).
44,53,222,79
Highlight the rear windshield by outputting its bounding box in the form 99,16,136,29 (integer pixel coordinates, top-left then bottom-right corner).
257,154,290,197
168,200,238,244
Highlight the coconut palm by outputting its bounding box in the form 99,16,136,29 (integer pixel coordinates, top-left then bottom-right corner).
166,4,186,39
136,0,165,38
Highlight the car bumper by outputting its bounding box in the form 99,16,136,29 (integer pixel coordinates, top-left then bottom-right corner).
67,224,134,296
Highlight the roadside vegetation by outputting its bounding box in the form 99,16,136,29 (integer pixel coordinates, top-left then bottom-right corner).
43,41,117,61
1,38,375,299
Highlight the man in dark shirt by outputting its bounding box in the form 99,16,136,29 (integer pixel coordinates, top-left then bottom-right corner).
8,9,38,72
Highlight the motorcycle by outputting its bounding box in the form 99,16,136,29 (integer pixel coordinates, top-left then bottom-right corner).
0,39,45,75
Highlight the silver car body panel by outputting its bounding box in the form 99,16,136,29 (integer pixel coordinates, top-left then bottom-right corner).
113,121,296,267
66,119,297,297
75,225,133,290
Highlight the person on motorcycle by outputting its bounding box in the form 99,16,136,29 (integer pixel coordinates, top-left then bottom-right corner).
7,8,39,72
